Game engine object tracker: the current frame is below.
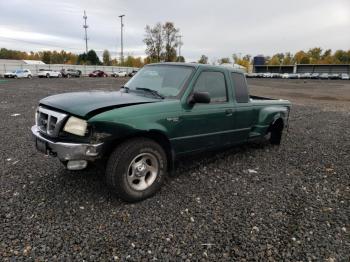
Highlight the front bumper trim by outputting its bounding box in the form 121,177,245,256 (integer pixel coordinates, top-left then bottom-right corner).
31,125,103,161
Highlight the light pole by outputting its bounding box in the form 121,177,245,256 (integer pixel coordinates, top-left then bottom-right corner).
119,15,125,64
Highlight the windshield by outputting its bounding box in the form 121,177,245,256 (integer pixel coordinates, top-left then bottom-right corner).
124,65,194,98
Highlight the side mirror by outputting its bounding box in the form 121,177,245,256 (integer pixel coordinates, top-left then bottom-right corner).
188,91,211,105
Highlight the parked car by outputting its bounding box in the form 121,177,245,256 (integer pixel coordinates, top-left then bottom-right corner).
111,71,127,77
340,73,349,80
282,73,290,79
263,73,272,78
288,74,300,79
60,69,82,78
329,73,340,80
38,69,62,78
246,73,258,78
4,69,32,79
271,73,281,78
31,63,291,202
311,73,320,79
300,73,312,79
89,70,108,77
319,73,329,79
128,70,139,77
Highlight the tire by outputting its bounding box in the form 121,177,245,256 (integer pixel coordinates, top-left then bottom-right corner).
106,138,167,202
58,74,62,78
14,75,18,79
67,74,71,78
269,120,284,145
28,75,32,79
46,73,50,78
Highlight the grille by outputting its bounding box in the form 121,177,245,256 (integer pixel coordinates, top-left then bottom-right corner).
36,107,68,137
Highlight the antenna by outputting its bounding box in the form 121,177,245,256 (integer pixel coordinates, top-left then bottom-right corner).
83,10,89,53
176,35,183,58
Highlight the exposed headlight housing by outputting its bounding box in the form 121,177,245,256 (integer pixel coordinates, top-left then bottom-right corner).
63,116,87,136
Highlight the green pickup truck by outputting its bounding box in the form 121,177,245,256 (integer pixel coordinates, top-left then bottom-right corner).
32,63,291,202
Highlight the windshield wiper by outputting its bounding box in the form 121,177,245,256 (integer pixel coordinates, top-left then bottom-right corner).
135,87,164,99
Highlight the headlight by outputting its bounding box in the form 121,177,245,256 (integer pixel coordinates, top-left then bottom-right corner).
63,116,87,136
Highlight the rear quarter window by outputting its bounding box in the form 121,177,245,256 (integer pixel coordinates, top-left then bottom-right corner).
231,72,249,103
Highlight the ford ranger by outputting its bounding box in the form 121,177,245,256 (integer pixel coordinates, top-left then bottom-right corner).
32,63,291,202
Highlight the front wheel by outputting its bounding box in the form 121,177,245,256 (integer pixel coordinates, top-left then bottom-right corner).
46,73,50,78
105,138,167,202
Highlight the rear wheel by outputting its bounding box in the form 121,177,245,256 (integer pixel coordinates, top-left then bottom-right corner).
28,75,32,79
106,138,167,202
46,73,50,78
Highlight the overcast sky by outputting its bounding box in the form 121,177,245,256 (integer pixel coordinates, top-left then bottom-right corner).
0,0,349,61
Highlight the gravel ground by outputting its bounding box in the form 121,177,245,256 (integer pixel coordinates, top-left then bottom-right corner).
0,78,349,261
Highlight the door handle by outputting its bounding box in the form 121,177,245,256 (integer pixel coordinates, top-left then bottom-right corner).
225,109,233,116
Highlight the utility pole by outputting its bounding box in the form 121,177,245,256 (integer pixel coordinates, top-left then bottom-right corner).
83,10,89,53
119,15,125,64
176,35,183,58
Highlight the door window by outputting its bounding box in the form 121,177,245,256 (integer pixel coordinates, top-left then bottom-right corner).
193,71,227,103
231,73,249,103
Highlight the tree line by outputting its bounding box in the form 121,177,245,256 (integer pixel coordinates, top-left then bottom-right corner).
0,48,145,68
199,48,350,68
265,48,350,65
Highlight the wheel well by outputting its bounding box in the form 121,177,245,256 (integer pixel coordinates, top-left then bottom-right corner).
106,131,174,171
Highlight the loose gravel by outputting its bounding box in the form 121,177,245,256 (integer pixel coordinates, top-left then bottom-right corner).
0,78,349,261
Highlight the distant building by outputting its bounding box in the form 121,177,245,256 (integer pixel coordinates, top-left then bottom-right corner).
23,60,45,65
0,59,45,65
253,64,350,74
253,56,265,66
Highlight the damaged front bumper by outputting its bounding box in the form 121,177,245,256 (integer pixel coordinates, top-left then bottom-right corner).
31,125,104,164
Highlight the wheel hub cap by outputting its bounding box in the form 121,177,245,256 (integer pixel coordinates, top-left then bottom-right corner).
127,153,159,191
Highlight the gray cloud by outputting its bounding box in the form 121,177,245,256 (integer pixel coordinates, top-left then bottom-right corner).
0,0,349,61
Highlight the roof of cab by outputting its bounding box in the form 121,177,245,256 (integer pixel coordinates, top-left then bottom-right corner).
147,62,245,74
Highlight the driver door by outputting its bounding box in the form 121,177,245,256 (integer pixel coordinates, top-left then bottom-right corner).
172,70,235,154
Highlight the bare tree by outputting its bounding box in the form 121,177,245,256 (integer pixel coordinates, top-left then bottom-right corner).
144,22,181,63
162,22,179,62
144,23,164,62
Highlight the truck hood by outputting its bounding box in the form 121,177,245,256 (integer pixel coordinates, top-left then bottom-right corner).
40,91,160,118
